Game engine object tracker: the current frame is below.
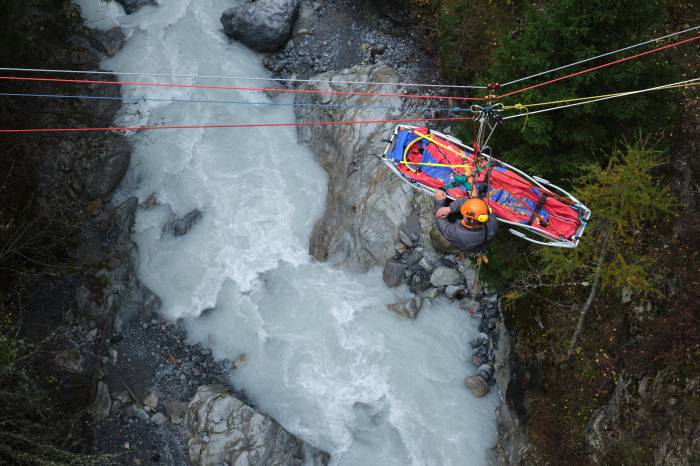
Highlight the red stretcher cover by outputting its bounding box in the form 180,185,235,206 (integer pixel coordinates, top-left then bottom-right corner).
387,127,584,242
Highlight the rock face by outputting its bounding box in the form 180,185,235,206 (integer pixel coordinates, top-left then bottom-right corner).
186,385,330,466
115,0,157,15
296,64,415,271
221,0,299,53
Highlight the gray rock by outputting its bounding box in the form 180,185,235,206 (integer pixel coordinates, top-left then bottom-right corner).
89,27,125,57
420,287,440,300
461,265,478,290
144,392,158,409
125,404,150,422
405,247,424,266
300,65,413,272
418,257,434,272
387,297,422,319
477,363,494,381
115,0,157,14
150,412,168,425
470,332,490,348
459,298,480,312
398,229,414,247
409,272,431,294
464,375,489,398
445,285,464,299
54,349,85,374
430,266,461,287
113,391,131,404
186,384,330,466
163,209,203,237
94,381,111,421
382,259,406,288
221,0,300,53
88,144,131,200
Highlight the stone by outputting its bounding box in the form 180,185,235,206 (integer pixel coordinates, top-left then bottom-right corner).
464,375,489,397
186,385,330,466
301,65,414,272
382,259,406,288
144,392,159,409
430,267,461,287
387,297,422,319
113,391,131,404
221,0,300,53
125,404,150,422
398,229,414,247
94,381,111,421
54,349,85,374
418,257,433,272
163,209,203,237
115,0,157,14
459,298,480,312
142,192,159,209
445,285,464,300
420,287,440,300
405,247,424,266
477,363,494,381
621,287,632,304
470,332,490,348
151,412,168,425
461,266,478,290
409,272,431,294
89,27,126,57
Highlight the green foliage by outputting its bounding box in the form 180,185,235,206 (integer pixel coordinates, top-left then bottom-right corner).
538,137,674,294
489,0,679,178
416,0,521,84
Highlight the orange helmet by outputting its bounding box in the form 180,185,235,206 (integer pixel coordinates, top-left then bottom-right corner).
460,198,491,226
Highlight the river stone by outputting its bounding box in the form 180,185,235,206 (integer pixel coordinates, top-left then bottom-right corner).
94,381,111,421
144,392,158,409
221,0,300,53
398,229,413,247
382,259,406,288
89,27,126,57
151,412,168,425
418,257,434,272
430,267,461,287
405,247,424,266
445,285,464,299
464,375,489,397
186,384,330,466
163,209,203,237
409,272,431,294
459,297,480,312
115,0,157,14
387,297,422,319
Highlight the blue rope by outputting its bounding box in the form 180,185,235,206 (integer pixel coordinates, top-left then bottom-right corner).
0,92,472,114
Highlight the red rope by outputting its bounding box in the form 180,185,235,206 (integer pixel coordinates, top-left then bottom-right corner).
0,75,485,102
0,116,473,134
497,34,700,99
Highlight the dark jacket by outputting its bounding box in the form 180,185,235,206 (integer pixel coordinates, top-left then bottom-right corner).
434,197,499,251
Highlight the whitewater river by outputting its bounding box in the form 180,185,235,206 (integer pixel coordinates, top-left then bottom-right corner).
77,1,497,464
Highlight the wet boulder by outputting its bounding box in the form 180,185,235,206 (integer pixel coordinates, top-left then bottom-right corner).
115,0,157,15
221,0,300,53
186,385,330,466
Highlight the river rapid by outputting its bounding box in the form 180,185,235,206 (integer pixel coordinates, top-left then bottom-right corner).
76,1,498,464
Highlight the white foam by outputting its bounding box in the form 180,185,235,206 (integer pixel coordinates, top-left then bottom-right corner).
76,0,498,464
